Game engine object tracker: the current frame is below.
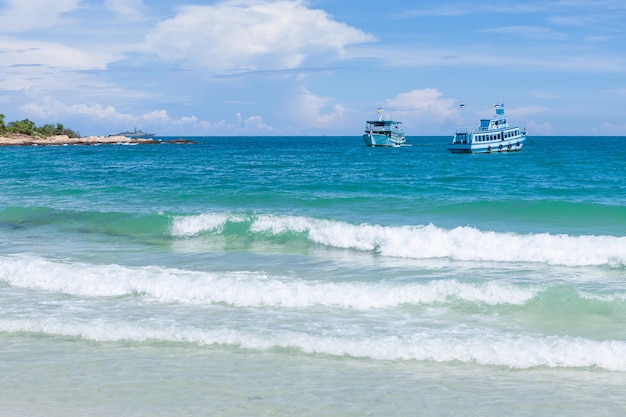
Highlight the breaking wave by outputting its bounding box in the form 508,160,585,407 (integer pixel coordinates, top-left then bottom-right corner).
171,213,626,267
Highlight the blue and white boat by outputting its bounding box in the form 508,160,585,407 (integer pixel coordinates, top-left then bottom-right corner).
363,108,406,147
448,104,526,153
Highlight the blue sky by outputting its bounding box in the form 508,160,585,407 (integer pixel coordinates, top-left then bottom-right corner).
1,0,625,136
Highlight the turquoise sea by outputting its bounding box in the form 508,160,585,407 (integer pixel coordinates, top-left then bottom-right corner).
1,136,625,416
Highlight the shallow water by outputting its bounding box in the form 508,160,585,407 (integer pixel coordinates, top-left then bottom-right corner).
1,136,625,415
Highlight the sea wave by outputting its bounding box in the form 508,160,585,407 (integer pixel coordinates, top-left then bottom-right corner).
2,317,625,371
0,255,539,308
170,212,626,267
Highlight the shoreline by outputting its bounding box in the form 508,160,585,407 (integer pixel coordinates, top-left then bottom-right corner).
0,134,195,146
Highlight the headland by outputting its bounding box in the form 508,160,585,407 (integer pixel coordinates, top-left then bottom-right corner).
0,133,194,146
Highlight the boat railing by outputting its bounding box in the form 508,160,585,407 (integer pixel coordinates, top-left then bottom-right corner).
365,124,395,131
457,123,520,134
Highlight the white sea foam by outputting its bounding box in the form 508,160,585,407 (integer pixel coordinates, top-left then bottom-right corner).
0,255,537,308
170,212,247,236
2,317,625,371
172,213,626,266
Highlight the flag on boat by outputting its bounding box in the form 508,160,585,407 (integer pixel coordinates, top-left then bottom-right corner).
377,107,383,114
459,102,466,108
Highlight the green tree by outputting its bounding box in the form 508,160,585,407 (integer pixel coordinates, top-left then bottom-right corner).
38,123,56,137
2,116,80,138
7,118,36,135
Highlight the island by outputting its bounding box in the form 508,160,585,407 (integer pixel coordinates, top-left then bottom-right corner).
0,133,195,146
0,115,195,146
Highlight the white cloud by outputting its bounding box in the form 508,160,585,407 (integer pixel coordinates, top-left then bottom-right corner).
143,0,374,72
236,113,274,132
506,105,548,119
592,121,626,135
169,112,274,135
349,42,626,73
0,37,115,71
293,88,346,129
104,0,147,21
385,88,459,130
19,98,171,127
16,95,277,135
139,110,169,122
19,97,136,122
525,120,553,135
0,0,80,32
480,26,569,41
549,15,598,27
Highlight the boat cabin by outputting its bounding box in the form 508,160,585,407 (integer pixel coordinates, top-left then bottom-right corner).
479,108,507,131
448,104,526,153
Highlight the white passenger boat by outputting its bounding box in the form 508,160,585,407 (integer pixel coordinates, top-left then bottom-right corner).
448,104,526,153
363,108,406,147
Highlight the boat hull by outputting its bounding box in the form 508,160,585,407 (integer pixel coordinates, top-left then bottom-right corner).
124,133,156,139
448,137,525,153
363,133,405,147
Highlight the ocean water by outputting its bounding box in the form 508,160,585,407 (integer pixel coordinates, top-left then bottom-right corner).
1,136,625,416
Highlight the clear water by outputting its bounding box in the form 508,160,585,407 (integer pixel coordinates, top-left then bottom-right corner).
1,136,625,416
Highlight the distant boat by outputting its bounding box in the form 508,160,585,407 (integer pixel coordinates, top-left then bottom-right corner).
109,128,155,139
448,103,526,153
363,108,407,147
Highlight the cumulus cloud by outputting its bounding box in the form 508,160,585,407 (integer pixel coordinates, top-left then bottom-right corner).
19,98,170,127
16,94,277,135
19,97,138,122
143,0,374,72
189,112,274,134
384,88,459,130
0,0,80,33
525,120,553,135
292,88,346,128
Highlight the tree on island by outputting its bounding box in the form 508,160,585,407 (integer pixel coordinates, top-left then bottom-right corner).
0,114,80,138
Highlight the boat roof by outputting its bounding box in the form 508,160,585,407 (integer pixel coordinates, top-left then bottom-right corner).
480,117,506,123
365,120,402,124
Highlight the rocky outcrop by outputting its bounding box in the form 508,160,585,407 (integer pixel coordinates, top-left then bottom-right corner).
0,134,195,146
